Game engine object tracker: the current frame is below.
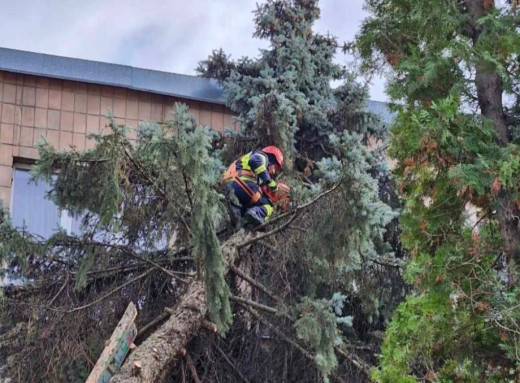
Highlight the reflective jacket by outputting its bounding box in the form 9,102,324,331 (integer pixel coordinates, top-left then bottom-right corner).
223,150,278,205
234,149,277,191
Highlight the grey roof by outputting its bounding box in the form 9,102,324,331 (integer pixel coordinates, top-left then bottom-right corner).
366,100,395,125
0,47,393,123
0,47,226,104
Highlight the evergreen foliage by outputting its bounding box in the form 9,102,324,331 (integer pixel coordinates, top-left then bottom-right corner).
170,103,231,332
295,297,340,382
0,1,399,382
0,104,230,380
197,0,343,167
198,1,400,381
358,0,520,380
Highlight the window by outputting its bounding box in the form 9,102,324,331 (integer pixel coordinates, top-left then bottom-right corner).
10,168,81,239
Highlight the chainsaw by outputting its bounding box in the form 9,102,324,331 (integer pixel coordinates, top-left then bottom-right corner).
261,183,291,212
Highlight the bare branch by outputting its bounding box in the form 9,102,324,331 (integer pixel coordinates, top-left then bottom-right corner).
230,295,279,315
214,342,250,383
48,273,70,306
229,264,283,302
240,304,315,361
184,352,201,383
64,268,155,313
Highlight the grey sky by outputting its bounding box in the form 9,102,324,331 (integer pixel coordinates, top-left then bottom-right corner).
0,0,387,101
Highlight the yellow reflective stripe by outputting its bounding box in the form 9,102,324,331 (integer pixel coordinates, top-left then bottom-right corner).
241,152,252,171
253,154,267,174
239,175,256,182
255,164,267,174
268,180,277,188
264,204,274,220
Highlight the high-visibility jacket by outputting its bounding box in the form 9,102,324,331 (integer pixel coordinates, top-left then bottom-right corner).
223,149,278,204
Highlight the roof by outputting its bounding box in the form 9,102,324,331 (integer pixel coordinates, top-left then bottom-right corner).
366,100,395,125
0,47,393,123
0,47,226,104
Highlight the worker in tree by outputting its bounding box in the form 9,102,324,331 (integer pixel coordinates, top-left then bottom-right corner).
222,146,290,226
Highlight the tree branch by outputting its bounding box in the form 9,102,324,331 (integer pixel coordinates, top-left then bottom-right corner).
238,211,299,249
213,342,250,383
183,352,201,383
234,294,370,377
238,180,343,249
64,268,155,313
240,304,315,361
230,295,279,315
229,264,283,302
121,143,193,237
48,272,70,306
255,179,342,231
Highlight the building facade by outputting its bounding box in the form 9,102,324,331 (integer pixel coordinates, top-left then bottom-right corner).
0,48,241,212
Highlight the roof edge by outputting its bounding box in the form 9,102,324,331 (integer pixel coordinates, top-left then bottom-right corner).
0,47,227,105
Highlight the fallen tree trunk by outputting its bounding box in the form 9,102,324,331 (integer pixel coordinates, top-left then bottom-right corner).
110,233,246,382
110,279,205,383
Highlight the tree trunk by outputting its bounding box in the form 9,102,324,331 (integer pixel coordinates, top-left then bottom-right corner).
110,280,206,383
110,232,247,383
467,0,509,145
467,0,520,260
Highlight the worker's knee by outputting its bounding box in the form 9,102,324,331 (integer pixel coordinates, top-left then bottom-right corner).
245,204,273,225
263,204,274,221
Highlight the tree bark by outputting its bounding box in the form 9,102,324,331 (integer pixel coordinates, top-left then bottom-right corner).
110,280,206,383
467,0,509,145
467,0,520,260
110,233,246,383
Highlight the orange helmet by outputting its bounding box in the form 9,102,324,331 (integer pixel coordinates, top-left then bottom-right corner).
262,146,284,169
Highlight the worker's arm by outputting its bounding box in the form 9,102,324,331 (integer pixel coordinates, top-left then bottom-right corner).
249,153,277,191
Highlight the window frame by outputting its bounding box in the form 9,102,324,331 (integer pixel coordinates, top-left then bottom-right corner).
10,164,79,237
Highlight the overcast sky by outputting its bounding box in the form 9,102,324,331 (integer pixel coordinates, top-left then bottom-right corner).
0,0,387,101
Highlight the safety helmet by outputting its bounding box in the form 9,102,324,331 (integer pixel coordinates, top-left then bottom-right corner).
262,146,284,169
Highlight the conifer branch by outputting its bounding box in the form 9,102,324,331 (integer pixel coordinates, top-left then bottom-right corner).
64,268,155,313
6,269,157,314
237,211,299,249
48,272,70,306
183,352,201,383
333,346,371,377
122,249,193,283
230,295,279,315
72,240,194,283
213,342,250,383
238,179,342,249
240,304,315,362
254,179,343,231
228,264,283,302
121,142,193,237
234,293,370,377
240,300,355,383
72,256,194,277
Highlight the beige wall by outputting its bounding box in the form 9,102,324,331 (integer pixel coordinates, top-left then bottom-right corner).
0,70,238,209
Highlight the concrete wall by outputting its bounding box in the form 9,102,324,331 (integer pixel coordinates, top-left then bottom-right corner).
0,70,238,209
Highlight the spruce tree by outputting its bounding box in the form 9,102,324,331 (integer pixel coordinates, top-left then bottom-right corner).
198,1,399,381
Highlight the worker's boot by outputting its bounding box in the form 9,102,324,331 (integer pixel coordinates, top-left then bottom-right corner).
223,185,243,230
244,208,265,228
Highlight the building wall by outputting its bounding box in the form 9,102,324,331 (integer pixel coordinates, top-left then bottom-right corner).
0,70,238,209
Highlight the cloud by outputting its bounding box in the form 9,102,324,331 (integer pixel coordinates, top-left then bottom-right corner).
0,0,387,101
